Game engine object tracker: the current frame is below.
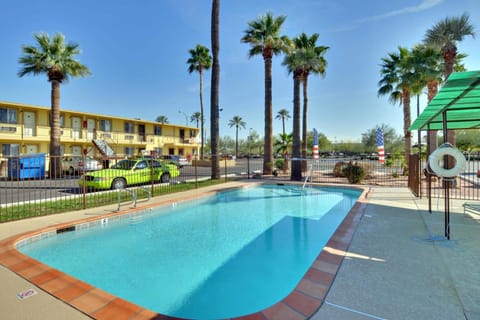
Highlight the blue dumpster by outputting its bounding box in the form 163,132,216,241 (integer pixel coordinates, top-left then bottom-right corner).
8,153,46,180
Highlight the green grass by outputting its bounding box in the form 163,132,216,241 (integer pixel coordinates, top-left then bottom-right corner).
0,179,230,223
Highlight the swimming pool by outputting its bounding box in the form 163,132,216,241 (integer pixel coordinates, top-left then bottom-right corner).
19,184,361,319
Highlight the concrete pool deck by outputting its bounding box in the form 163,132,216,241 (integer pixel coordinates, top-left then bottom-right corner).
0,182,478,320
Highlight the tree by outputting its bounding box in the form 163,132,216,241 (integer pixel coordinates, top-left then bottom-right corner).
241,12,290,175
378,47,417,160
275,108,291,135
155,115,169,124
190,112,202,128
424,13,475,146
291,33,329,164
361,124,403,154
282,48,304,180
18,32,91,178
210,0,220,179
228,116,246,157
187,44,212,160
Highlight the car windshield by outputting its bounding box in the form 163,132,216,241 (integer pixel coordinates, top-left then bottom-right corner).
111,160,137,170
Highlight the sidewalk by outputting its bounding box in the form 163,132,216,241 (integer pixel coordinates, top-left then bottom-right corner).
0,185,478,320
312,187,480,320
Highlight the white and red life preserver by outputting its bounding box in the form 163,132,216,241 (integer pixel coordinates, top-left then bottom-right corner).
428,144,466,178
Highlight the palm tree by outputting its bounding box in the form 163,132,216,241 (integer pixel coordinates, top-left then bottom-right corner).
424,13,475,146
241,12,290,175
187,44,212,160
282,49,304,180
18,32,91,178
410,45,443,153
292,33,329,165
275,108,291,135
190,112,202,128
155,115,169,124
228,116,246,158
210,0,220,179
378,47,417,162
274,132,293,171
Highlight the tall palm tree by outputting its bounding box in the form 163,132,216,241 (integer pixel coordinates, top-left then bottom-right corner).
210,0,220,179
378,47,417,162
155,115,169,124
228,116,246,158
187,44,212,160
283,49,304,180
18,32,91,178
241,12,290,175
275,108,291,135
190,112,202,128
292,33,329,164
424,13,475,146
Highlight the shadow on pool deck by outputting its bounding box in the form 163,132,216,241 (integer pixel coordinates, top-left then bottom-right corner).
0,182,479,320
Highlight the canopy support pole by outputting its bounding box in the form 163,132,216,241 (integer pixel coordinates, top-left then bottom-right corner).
442,111,450,240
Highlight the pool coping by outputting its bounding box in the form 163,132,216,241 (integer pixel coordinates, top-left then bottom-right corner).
0,182,369,320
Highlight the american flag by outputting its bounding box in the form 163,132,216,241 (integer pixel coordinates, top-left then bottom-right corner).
313,128,319,159
376,128,385,164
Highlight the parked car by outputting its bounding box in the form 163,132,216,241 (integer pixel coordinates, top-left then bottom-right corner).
160,155,189,168
78,158,179,190
62,156,102,175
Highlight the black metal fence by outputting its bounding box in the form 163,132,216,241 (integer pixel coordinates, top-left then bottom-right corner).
2,153,480,222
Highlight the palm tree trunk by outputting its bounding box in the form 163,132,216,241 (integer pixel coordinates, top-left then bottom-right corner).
301,76,308,172
427,80,438,155
291,72,302,181
235,126,239,157
210,0,220,179
199,70,205,160
50,80,62,178
402,88,412,173
263,54,273,175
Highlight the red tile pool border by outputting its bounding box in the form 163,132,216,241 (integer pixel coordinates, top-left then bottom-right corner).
0,184,369,320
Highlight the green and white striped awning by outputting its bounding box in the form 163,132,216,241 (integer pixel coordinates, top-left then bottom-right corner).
409,70,480,131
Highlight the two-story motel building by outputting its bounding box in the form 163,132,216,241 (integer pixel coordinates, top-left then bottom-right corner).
0,101,200,162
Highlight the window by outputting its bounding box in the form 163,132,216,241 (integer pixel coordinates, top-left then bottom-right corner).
59,114,65,128
124,122,134,133
190,130,195,138
154,126,162,136
100,119,111,132
125,147,134,156
0,108,17,124
2,144,20,156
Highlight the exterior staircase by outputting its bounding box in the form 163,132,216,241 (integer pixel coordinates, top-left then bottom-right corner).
92,139,115,157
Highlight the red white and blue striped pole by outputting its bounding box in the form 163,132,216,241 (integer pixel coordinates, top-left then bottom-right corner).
376,127,385,164
313,128,319,160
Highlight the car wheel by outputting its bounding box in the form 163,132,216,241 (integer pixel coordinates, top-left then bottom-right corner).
160,172,170,183
68,167,75,176
111,178,127,190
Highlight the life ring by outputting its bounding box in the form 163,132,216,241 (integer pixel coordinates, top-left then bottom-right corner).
428,144,466,178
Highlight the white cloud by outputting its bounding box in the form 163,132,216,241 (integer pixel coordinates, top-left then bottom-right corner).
358,0,444,22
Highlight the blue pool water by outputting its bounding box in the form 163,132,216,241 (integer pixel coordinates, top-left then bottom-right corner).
19,184,360,319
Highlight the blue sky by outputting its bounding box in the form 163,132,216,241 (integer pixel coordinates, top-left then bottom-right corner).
0,0,479,142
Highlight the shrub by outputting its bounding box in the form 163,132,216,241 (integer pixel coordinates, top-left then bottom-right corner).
275,158,284,170
342,161,366,184
333,161,347,177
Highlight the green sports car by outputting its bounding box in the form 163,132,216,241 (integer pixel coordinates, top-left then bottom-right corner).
78,158,179,190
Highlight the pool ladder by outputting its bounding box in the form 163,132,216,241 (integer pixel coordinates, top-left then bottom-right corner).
116,187,151,211
302,163,314,189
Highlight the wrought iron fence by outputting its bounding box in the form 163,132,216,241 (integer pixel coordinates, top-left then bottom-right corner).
2,153,480,223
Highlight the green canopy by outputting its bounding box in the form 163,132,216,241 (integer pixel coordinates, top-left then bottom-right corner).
409,70,480,131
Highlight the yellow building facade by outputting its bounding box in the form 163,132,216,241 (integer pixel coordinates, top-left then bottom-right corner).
0,101,199,159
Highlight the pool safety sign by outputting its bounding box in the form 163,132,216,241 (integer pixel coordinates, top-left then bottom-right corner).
17,288,37,300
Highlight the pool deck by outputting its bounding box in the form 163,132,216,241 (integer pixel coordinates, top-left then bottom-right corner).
0,181,479,320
